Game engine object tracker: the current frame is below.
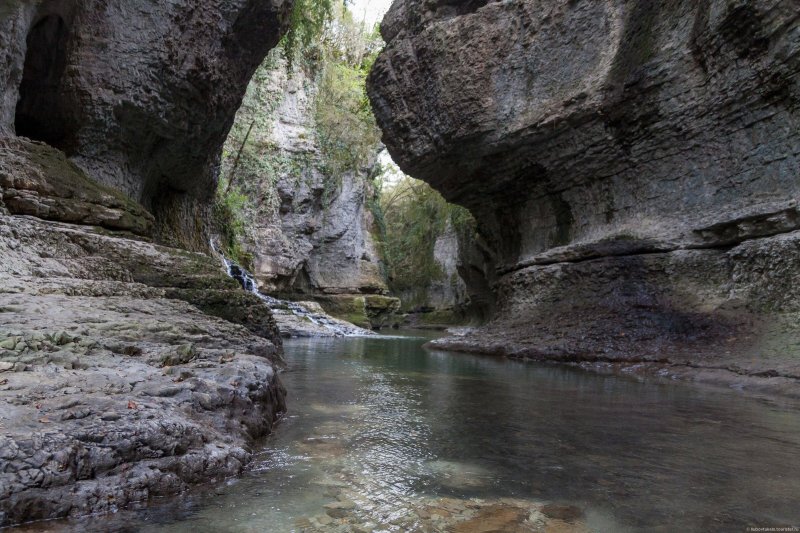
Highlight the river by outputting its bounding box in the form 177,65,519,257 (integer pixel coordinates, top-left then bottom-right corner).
20,332,800,532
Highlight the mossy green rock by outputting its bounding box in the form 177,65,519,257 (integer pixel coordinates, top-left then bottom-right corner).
315,295,371,329
364,295,402,328
161,344,197,367
0,137,154,235
314,294,401,330
0,337,18,350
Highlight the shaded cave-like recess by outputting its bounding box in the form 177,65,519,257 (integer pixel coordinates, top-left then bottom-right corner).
15,14,71,149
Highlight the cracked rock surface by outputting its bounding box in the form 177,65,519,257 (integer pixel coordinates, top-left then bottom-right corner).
0,214,286,527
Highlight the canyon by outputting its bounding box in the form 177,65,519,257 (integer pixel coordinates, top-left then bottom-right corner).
0,0,799,528
217,51,402,331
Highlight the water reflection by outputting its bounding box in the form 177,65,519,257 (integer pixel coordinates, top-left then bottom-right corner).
21,333,800,532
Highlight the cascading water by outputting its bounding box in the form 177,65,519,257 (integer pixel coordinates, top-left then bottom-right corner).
212,240,375,337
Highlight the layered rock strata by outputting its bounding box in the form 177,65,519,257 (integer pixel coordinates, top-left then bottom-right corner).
368,0,800,387
0,209,286,527
0,0,291,249
0,1,293,523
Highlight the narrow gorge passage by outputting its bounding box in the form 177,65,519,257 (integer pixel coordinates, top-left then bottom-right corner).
1,0,799,531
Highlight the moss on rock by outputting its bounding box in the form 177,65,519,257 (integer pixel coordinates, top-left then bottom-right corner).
0,137,154,235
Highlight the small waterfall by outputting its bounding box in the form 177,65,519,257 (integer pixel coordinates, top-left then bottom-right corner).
212,240,375,337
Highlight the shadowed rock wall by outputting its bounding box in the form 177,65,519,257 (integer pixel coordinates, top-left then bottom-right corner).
368,0,800,383
0,0,292,249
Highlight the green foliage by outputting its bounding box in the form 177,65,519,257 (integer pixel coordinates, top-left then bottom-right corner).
377,173,475,300
314,7,383,182
282,0,335,68
214,2,385,269
212,178,252,268
315,63,381,180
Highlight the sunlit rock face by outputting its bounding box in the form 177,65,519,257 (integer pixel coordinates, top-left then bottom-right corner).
220,54,401,328
0,0,291,248
368,0,800,372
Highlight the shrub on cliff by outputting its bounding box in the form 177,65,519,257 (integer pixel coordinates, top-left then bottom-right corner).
314,8,383,180
377,172,474,302
212,177,252,268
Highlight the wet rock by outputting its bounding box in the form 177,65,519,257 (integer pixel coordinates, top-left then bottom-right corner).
324,500,356,519
540,504,585,523
295,493,589,533
314,514,334,526
364,295,402,329
451,504,529,533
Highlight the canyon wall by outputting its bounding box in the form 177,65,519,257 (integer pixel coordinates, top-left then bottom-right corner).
396,218,488,327
221,53,400,329
0,0,291,249
0,0,292,524
368,0,800,382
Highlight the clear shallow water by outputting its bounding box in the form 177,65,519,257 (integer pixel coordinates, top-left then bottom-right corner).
22,333,800,532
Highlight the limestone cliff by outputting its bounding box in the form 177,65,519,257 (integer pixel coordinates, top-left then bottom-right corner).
400,218,489,328
368,0,800,384
0,0,291,249
0,0,292,525
220,51,400,328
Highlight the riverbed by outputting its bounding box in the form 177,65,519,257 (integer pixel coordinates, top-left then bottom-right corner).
18,332,800,532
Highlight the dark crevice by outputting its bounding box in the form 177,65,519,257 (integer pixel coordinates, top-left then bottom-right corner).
14,14,71,150
433,0,498,19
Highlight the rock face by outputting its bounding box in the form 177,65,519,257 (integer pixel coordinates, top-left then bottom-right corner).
0,0,291,249
223,53,399,328
0,137,154,236
0,213,286,527
0,1,294,525
368,0,800,382
429,222,467,311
